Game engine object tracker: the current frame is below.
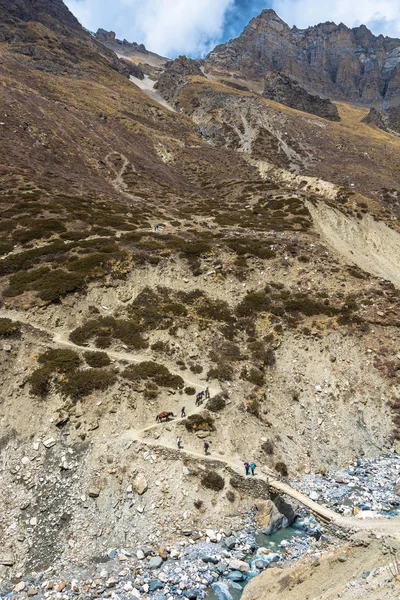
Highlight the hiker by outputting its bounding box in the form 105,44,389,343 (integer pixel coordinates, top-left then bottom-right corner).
204,387,210,399
154,223,159,232
196,392,203,407
244,462,250,476
181,406,186,418
250,462,256,476
177,436,183,449
204,441,211,455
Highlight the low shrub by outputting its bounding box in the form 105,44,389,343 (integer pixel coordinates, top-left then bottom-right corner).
236,291,271,317
261,441,274,455
185,386,196,395
196,298,233,323
275,461,288,477
70,317,147,350
207,393,226,412
226,490,235,502
151,340,171,353
60,369,117,401
84,351,111,368
34,269,85,302
29,366,51,398
201,470,225,491
38,348,81,373
194,499,203,510
248,341,276,366
123,361,184,389
207,362,233,382
0,318,22,338
184,413,215,432
245,369,265,387
247,397,261,416
190,364,203,374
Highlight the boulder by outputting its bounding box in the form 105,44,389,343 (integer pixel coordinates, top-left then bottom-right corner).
224,536,237,550
226,571,246,582
229,559,250,572
255,496,296,534
134,474,148,495
255,499,284,535
0,551,15,566
149,556,163,569
185,589,201,599
149,579,163,592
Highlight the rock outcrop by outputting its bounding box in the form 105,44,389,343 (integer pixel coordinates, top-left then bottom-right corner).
155,55,205,106
254,497,296,535
363,107,400,134
95,29,148,55
206,9,400,105
263,71,340,121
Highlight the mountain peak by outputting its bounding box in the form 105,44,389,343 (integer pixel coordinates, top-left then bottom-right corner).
248,8,289,31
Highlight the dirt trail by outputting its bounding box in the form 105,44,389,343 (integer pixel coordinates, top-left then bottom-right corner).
2,308,399,538
0,308,218,394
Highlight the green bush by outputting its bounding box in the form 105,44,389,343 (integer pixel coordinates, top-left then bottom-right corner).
129,287,187,330
226,238,276,260
34,269,85,302
184,413,215,432
60,369,117,400
0,318,22,338
70,317,147,350
201,471,225,491
275,461,288,477
245,368,265,387
29,366,51,398
236,291,271,317
123,361,184,389
4,267,51,297
261,441,274,455
248,342,276,366
0,240,13,256
84,351,111,368
207,393,226,412
207,362,233,382
196,298,233,323
38,348,81,373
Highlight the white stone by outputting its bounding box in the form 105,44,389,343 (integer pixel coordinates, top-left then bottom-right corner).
43,437,56,449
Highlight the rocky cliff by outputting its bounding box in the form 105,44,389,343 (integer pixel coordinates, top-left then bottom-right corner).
262,71,340,121
206,9,400,106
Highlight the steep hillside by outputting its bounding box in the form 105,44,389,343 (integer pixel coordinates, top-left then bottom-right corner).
1,0,400,589
205,9,400,106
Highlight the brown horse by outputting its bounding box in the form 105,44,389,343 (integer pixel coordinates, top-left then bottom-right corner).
156,411,174,423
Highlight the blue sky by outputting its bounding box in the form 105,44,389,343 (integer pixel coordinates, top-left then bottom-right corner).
65,0,400,58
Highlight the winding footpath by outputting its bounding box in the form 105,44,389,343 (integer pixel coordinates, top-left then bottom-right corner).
1,308,400,539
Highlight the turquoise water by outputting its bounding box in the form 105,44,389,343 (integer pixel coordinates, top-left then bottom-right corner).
204,526,307,600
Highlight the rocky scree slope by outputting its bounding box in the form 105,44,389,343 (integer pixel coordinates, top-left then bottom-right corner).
206,9,400,106
1,0,400,580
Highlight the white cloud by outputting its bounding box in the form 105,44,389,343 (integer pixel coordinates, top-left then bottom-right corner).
271,0,400,38
65,0,234,57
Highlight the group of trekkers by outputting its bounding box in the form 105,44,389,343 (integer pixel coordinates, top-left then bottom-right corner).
176,437,211,456
195,387,210,406
244,461,256,476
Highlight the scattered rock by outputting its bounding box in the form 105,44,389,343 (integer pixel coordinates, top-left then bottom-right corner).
88,487,100,498
43,437,56,449
149,556,163,569
133,473,148,495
